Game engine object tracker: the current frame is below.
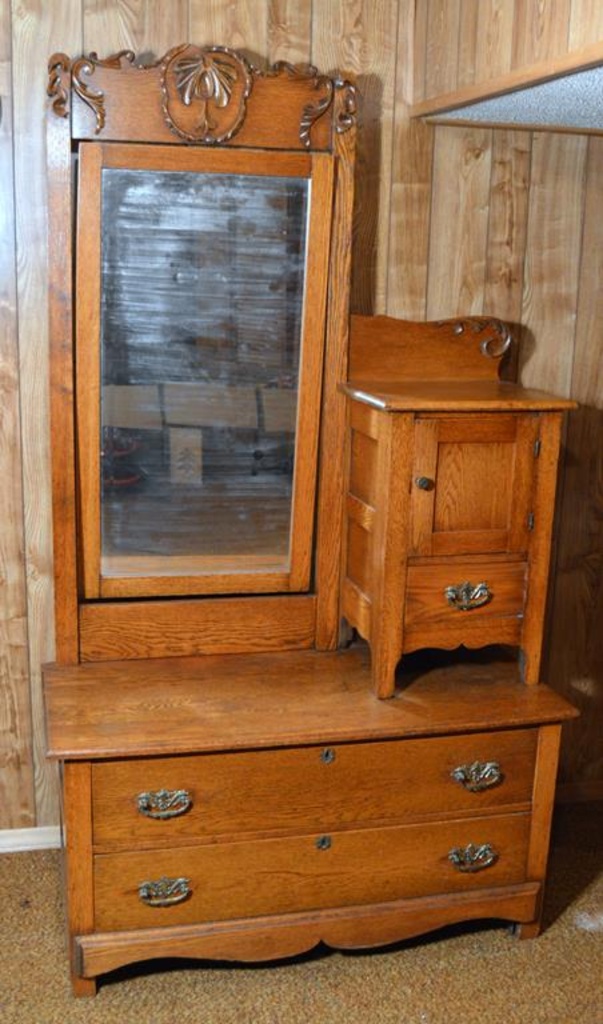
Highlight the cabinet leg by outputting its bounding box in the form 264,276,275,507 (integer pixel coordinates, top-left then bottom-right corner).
371,644,399,699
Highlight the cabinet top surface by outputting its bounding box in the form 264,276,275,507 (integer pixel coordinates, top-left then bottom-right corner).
341,380,577,413
43,645,577,760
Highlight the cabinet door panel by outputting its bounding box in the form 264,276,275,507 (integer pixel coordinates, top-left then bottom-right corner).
410,414,539,556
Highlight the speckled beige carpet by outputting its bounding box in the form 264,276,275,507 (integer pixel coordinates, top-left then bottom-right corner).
1,804,601,1024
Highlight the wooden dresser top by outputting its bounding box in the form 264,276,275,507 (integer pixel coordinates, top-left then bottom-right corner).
44,645,577,760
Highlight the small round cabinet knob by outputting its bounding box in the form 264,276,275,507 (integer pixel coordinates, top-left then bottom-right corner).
415,476,434,491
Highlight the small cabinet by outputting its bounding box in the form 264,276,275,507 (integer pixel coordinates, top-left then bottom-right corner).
340,315,575,698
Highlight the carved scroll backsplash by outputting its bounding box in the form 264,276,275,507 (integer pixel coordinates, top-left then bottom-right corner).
442,317,513,360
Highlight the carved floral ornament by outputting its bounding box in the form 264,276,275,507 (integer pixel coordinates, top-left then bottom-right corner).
47,46,357,149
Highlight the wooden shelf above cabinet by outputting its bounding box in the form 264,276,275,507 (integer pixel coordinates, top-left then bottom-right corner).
341,379,576,414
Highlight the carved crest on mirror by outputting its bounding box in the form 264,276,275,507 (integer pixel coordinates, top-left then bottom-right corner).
47,46,356,150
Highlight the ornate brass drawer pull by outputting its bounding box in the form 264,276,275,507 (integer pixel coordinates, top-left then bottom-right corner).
444,581,492,611
451,760,503,792
448,843,498,873
137,788,192,819
138,876,191,907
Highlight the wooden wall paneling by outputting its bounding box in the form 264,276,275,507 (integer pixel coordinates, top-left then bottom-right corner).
424,0,461,98
474,0,515,82
83,0,189,55
511,0,572,69
457,0,479,89
386,0,434,320
267,0,312,63
568,0,603,50
518,133,587,395
189,0,268,59
568,137,603,409
426,125,493,318
545,136,603,794
11,0,82,827
412,0,429,103
312,1,399,315
0,0,35,829
483,129,531,375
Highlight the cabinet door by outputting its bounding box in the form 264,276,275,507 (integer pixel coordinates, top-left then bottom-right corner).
409,414,539,557
76,143,334,599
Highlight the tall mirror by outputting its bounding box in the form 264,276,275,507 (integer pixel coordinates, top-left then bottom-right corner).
76,145,334,599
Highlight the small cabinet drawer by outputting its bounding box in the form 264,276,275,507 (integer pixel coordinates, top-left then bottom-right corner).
91,729,537,849
93,811,531,931
404,561,527,652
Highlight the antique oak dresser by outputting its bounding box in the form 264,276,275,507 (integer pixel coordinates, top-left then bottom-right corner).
43,45,576,996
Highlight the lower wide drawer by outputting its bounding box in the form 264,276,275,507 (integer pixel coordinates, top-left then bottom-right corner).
93,812,530,931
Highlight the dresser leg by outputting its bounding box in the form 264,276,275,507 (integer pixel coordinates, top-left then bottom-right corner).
71,974,97,997
511,920,542,940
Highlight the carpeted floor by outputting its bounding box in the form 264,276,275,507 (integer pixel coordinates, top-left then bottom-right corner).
1,803,601,1024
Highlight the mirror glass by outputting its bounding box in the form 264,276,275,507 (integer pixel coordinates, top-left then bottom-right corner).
99,168,309,582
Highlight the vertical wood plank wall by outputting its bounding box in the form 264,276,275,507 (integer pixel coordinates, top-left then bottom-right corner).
1,0,601,830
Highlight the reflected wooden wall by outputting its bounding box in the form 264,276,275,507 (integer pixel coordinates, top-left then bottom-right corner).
1,0,601,830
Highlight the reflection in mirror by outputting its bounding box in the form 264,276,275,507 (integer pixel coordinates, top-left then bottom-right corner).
99,169,309,581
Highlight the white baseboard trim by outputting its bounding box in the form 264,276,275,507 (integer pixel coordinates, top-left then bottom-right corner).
0,827,61,853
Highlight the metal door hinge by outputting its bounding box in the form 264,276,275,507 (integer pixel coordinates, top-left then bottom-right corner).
527,512,535,531
533,438,541,458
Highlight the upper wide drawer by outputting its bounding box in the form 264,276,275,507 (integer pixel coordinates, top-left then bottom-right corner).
91,729,537,849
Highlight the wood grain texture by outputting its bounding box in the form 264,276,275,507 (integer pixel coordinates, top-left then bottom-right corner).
11,0,82,828
475,0,515,82
545,406,603,787
546,137,603,787
519,132,587,395
424,0,461,98
90,729,537,848
43,646,577,760
190,0,267,59
267,0,311,63
83,0,189,55
2,0,603,836
426,126,493,318
0,0,35,829
483,130,531,334
511,0,572,69
92,813,532,930
63,761,97,996
416,0,603,102
568,0,603,50
79,595,317,661
76,883,542,978
312,0,399,314
387,0,434,319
